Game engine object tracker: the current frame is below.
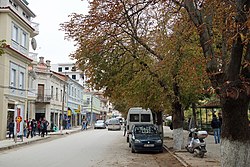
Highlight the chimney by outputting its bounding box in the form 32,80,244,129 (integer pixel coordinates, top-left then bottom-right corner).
39,57,44,64
46,60,51,70
46,60,51,67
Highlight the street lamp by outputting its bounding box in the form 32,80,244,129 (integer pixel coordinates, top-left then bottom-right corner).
90,94,93,126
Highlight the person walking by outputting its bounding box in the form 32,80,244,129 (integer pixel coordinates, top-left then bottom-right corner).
81,119,85,130
211,114,221,144
23,120,27,137
26,118,33,138
32,119,37,136
8,120,15,139
41,118,49,137
37,118,41,136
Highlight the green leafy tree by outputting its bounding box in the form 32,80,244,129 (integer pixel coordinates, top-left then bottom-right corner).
61,0,210,150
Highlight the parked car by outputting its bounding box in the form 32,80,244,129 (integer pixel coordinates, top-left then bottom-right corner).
129,123,163,153
107,118,121,131
94,120,106,129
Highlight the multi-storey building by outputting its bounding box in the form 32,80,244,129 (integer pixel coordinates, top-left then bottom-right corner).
28,57,68,130
83,92,101,125
0,0,39,140
67,77,85,127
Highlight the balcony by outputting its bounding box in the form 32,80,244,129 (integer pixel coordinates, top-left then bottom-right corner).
35,95,51,104
30,22,39,37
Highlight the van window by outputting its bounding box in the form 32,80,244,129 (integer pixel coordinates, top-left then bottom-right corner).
141,114,150,122
130,114,139,122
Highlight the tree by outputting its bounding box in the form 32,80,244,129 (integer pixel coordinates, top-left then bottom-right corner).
170,0,250,166
61,0,210,150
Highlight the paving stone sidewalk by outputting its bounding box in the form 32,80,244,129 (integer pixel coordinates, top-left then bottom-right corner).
163,126,221,167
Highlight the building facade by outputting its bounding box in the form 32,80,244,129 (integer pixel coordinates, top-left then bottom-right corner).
0,0,38,140
67,77,85,127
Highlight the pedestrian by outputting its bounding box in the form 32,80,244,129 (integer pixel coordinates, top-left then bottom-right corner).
211,114,221,144
123,120,127,136
26,118,33,138
8,120,14,139
32,119,37,136
85,119,88,130
41,118,49,137
37,118,41,136
81,119,85,130
23,120,27,137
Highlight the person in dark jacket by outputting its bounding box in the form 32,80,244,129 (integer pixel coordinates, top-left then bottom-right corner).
211,114,221,144
8,120,15,139
26,118,33,138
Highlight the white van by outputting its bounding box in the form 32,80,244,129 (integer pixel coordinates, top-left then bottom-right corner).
126,107,153,142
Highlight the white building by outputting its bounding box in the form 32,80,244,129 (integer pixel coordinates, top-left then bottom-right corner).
0,0,39,140
28,57,68,129
51,63,87,88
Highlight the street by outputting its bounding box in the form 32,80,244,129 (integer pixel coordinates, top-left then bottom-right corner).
0,128,183,167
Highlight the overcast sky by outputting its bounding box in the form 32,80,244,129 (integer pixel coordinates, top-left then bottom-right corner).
27,0,89,64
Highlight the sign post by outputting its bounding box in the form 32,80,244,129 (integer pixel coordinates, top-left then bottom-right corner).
14,104,24,143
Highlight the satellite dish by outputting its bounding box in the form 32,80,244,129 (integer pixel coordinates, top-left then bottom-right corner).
31,38,37,50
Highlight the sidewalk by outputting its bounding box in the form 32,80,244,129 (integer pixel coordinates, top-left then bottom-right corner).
163,126,221,167
0,126,82,151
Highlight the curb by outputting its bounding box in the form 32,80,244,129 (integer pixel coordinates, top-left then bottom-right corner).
0,136,50,151
163,145,190,167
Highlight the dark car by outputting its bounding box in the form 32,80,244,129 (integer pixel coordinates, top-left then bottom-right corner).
129,124,163,153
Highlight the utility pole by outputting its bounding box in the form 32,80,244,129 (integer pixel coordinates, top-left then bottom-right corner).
60,84,65,133
90,95,93,126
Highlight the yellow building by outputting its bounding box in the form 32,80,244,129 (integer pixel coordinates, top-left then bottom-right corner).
0,0,38,140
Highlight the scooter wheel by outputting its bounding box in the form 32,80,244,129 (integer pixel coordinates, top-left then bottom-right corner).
199,152,205,158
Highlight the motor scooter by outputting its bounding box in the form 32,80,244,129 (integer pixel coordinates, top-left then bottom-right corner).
186,128,208,158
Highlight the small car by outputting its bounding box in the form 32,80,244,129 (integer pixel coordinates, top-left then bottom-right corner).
107,118,121,131
94,120,106,129
129,123,163,153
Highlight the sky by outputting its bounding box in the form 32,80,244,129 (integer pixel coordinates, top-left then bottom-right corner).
27,0,89,64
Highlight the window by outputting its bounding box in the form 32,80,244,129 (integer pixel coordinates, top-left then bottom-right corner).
10,69,16,87
130,114,139,122
58,67,62,72
141,114,150,122
19,72,24,89
12,25,18,42
86,98,90,104
65,67,69,70
21,32,27,48
56,88,58,101
61,89,63,102
72,75,76,79
51,86,54,99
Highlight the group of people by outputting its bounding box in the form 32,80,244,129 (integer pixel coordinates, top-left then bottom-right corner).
8,117,49,139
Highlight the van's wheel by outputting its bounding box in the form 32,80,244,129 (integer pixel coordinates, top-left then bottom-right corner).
131,147,135,153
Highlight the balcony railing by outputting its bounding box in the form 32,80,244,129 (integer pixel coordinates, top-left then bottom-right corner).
36,95,51,103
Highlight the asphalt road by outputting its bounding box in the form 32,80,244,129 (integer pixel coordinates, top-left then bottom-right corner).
0,128,184,167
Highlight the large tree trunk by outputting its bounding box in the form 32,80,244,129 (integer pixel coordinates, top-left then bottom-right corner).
181,0,250,165
220,96,250,166
172,82,184,150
